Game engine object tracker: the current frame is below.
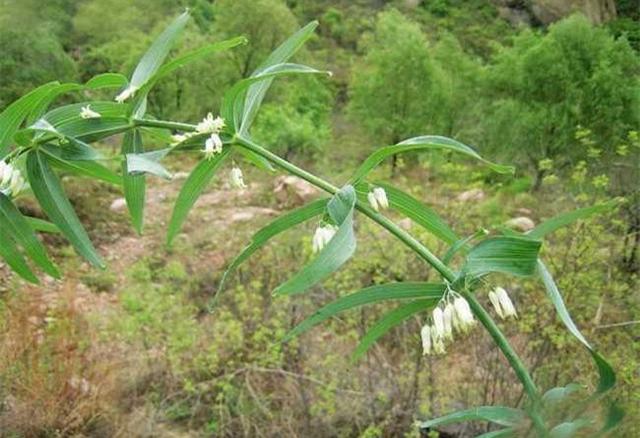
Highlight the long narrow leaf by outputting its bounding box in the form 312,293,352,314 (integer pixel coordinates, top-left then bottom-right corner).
240,21,318,135
42,144,121,186
463,236,542,277
129,11,190,90
420,406,525,429
528,201,619,240
142,37,247,92
85,73,128,90
122,130,146,234
217,197,328,296
222,63,329,132
537,260,615,394
352,300,435,361
126,148,172,180
25,216,60,234
26,151,104,268
376,182,458,245
0,82,59,157
285,282,446,341
0,227,38,283
351,136,514,184
443,229,488,265
274,185,356,296
166,148,231,245
0,194,59,277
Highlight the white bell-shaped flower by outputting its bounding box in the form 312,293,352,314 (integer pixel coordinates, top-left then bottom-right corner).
495,287,517,318
373,187,389,209
432,332,446,355
442,303,455,340
0,163,25,198
0,161,12,186
204,134,223,159
488,289,505,319
453,296,475,331
367,191,379,211
229,166,246,190
312,225,337,253
79,105,101,119
432,306,445,339
420,324,432,355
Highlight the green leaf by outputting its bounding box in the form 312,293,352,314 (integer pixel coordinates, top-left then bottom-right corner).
375,182,458,245
42,139,103,161
140,37,247,93
420,406,525,429
285,282,446,341
528,201,619,240
443,229,488,265
475,429,516,438
26,150,104,268
27,83,84,125
166,148,231,246
85,73,128,90
542,383,584,405
0,193,59,278
122,130,146,234
351,136,514,184
0,227,39,283
222,63,329,133
129,11,190,91
0,82,59,157
25,216,60,234
40,144,120,185
352,300,435,361
38,101,130,141
463,236,542,277
240,21,318,135
273,185,356,296
598,403,624,436
549,419,591,438
537,260,615,394
126,148,172,180
216,197,328,299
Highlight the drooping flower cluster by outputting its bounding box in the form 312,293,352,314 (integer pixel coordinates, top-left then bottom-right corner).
169,113,226,160
80,105,101,119
312,224,338,253
0,161,27,198
229,166,246,190
421,289,475,356
488,287,517,319
367,187,389,211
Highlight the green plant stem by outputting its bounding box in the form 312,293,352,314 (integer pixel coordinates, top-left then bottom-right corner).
133,118,547,434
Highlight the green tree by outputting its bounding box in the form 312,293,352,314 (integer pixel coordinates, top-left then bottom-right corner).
483,14,640,189
0,28,76,108
213,0,298,78
348,9,451,168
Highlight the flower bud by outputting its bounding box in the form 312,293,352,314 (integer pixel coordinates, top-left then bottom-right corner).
495,287,517,318
229,167,246,189
432,306,445,339
80,105,101,119
420,325,432,355
373,187,389,209
367,191,379,211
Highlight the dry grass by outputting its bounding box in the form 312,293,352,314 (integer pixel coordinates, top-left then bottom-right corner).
0,282,121,437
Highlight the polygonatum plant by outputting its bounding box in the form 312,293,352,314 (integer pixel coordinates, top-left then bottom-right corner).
0,10,624,437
